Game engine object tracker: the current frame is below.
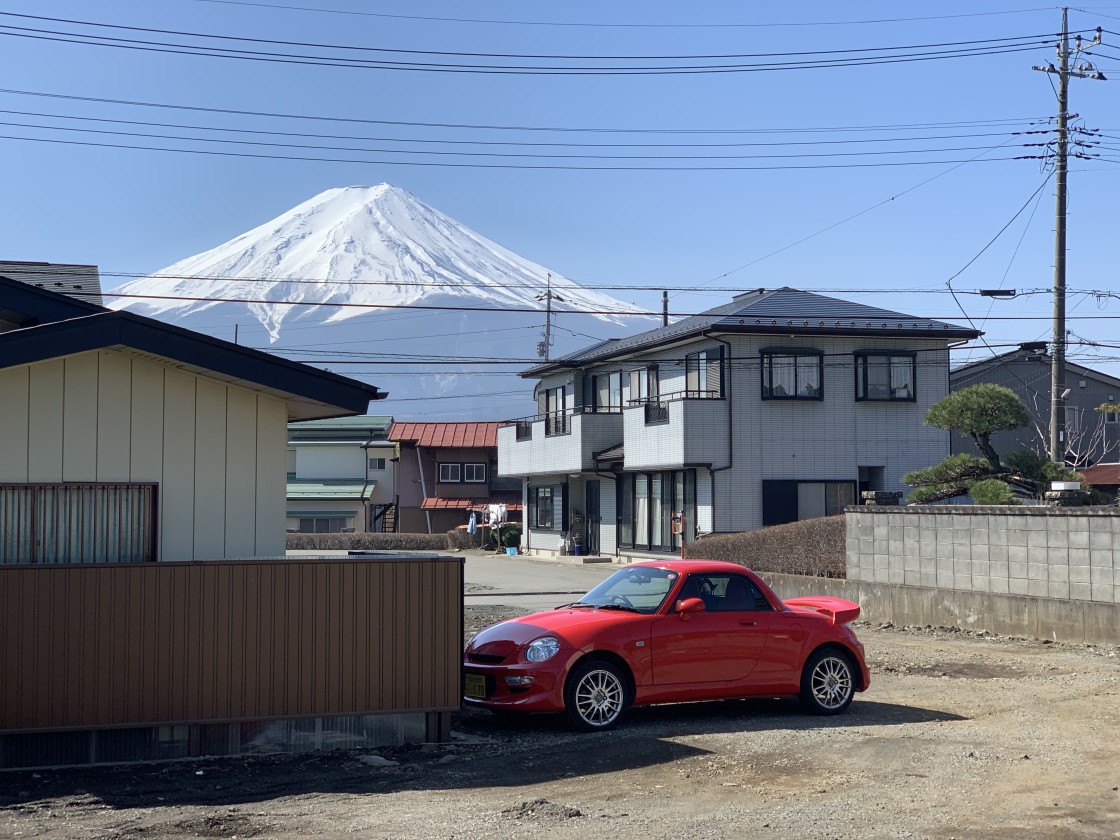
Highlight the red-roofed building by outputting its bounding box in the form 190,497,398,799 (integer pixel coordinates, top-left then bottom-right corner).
1079,462,1120,502
389,421,521,534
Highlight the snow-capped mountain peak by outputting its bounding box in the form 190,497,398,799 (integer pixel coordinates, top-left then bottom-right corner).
109,184,645,341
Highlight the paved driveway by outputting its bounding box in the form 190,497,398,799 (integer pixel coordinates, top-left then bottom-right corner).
462,549,618,610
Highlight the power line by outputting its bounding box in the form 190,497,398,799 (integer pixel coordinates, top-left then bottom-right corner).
0,132,1033,170
0,108,1042,150
89,290,1120,320
0,119,1032,161
183,0,1058,29
0,18,1065,75
0,88,1045,136
0,13,1068,61
269,341,1120,369
11,265,1062,296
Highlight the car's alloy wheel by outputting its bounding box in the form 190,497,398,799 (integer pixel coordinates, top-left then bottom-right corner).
800,649,855,715
564,660,630,731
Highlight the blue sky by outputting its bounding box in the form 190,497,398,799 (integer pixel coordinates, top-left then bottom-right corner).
2,0,1119,375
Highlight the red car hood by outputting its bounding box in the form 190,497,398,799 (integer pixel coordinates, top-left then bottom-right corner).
467,607,634,658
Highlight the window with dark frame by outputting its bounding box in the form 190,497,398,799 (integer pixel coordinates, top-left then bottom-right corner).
531,486,554,529
590,371,622,413
628,365,660,403
436,462,486,483
368,457,387,471
616,469,696,553
298,516,353,533
544,385,568,435
685,347,724,398
761,349,823,400
855,352,916,401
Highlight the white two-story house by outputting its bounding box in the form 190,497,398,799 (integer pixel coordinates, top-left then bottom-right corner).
497,288,979,561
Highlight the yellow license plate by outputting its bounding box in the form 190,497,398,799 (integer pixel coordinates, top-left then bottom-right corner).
464,674,487,699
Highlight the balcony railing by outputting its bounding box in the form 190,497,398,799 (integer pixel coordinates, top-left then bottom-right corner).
544,413,570,437
644,402,669,425
500,405,625,441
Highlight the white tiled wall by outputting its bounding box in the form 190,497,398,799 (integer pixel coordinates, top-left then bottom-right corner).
847,508,1120,604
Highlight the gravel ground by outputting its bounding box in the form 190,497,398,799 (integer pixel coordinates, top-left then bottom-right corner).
2,607,1119,840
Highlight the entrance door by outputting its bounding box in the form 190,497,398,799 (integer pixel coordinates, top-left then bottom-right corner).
585,480,601,555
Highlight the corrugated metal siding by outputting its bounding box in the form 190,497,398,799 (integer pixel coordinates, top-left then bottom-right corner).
0,556,463,732
0,483,157,564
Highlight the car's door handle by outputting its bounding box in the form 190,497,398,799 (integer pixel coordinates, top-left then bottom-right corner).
740,620,759,627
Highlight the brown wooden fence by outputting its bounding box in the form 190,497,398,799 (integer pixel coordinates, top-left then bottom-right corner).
0,556,463,734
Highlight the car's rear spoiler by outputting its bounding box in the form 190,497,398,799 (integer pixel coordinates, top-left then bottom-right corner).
783,597,861,625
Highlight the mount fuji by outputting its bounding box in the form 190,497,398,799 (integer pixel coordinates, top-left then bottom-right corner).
108,184,653,420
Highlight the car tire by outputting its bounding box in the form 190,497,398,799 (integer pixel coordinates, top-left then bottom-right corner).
563,659,631,731
799,648,855,716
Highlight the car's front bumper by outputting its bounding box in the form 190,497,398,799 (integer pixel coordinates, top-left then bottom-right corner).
461,658,568,713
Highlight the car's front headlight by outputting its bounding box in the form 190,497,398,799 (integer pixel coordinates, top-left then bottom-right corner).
525,636,560,663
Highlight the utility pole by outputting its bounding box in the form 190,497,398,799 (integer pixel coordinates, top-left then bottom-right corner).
1032,8,1104,464
536,273,564,360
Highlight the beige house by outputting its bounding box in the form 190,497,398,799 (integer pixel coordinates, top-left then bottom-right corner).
0,269,384,562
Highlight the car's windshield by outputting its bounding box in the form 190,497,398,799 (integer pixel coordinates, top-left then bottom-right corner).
577,567,679,614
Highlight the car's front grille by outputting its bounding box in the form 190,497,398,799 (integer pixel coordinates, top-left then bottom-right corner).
466,653,506,664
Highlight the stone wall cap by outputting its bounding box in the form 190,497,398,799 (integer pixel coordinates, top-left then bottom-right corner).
843,504,1119,517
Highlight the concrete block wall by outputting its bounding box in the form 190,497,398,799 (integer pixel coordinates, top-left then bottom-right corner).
847,506,1120,604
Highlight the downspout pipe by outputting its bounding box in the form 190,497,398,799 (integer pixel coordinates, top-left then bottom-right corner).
706,331,735,537
416,444,432,535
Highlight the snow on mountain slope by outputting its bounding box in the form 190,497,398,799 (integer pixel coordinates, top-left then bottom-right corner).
109,184,645,342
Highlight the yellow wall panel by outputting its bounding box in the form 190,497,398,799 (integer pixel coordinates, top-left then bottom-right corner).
27,360,65,482
61,353,98,481
0,367,30,482
161,368,197,561
193,378,228,559
255,396,288,556
224,389,258,558
95,351,133,482
129,358,165,483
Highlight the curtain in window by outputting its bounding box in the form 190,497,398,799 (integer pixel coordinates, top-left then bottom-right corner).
705,351,722,398
890,358,914,398
618,476,633,547
771,356,796,396
865,357,891,399
635,475,650,547
650,474,664,548
796,355,820,395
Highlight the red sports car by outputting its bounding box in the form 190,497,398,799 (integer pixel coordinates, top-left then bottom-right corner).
463,560,869,730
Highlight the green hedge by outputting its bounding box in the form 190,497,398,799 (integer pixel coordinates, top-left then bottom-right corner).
286,532,452,551
683,515,846,578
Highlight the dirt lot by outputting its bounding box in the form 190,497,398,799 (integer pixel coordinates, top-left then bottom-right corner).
3,607,1119,840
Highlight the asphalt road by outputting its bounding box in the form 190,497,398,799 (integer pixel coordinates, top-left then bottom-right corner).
462,549,618,610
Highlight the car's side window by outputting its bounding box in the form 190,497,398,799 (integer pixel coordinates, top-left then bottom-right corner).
681,574,772,612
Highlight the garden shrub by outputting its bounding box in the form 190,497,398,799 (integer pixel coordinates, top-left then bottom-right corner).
285,532,451,551
683,515,846,578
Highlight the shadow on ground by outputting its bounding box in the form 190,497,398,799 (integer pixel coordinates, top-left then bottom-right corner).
0,699,963,813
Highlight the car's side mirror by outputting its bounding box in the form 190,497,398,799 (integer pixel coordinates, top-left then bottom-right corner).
676,597,706,616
